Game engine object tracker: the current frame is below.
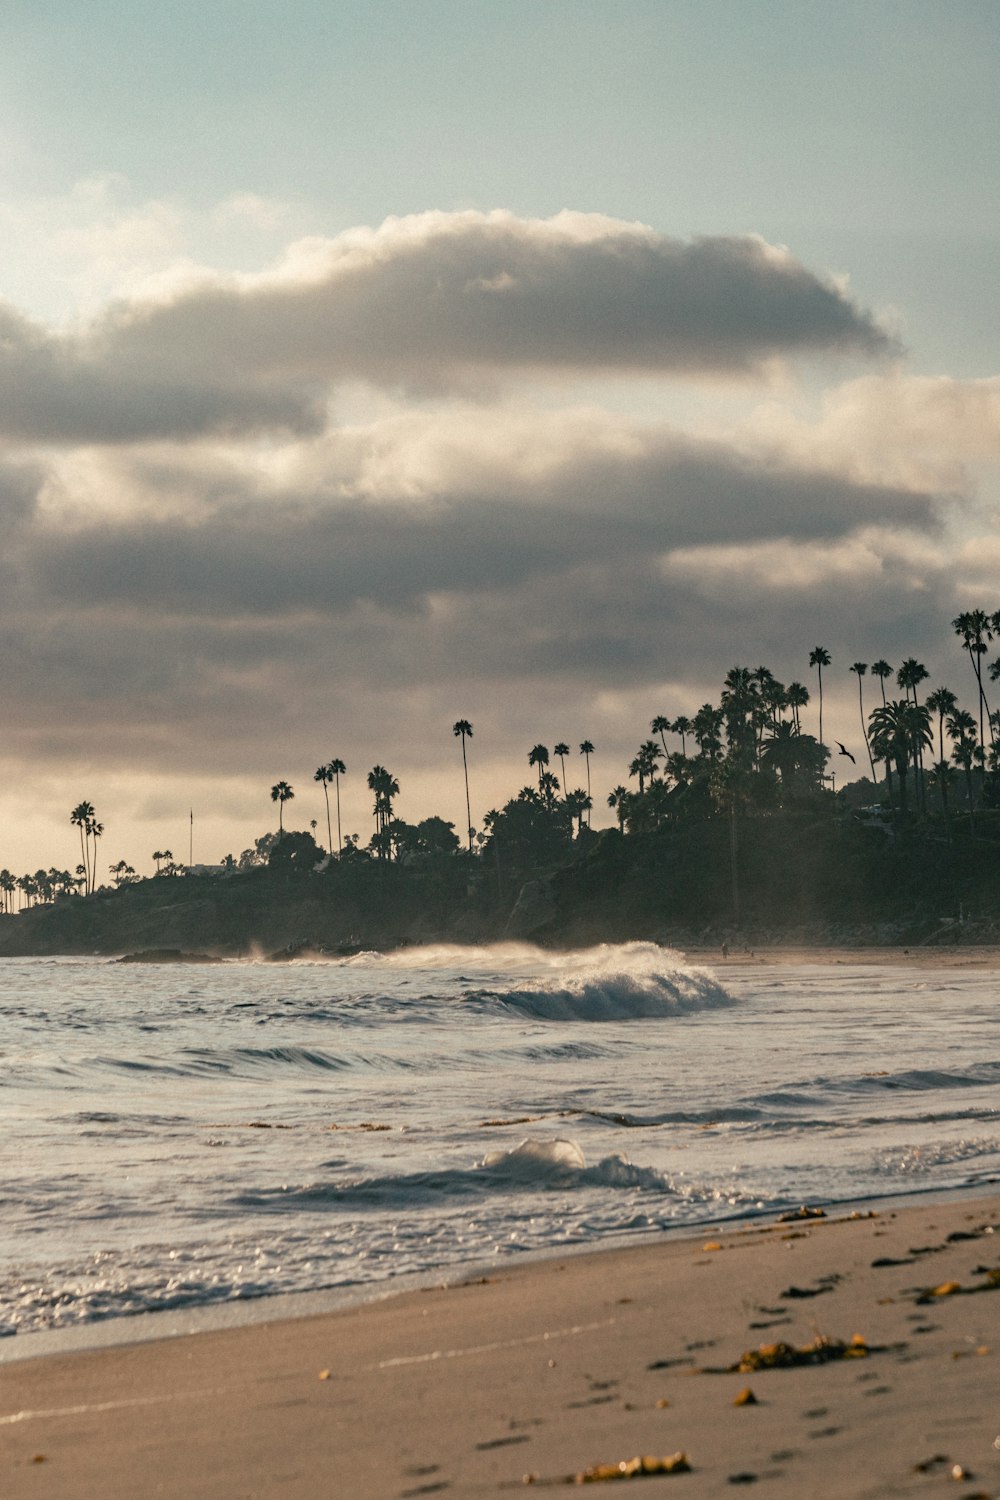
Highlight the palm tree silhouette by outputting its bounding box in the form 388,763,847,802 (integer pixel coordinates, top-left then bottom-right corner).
579,740,595,820
70,801,95,894
270,781,295,834
651,717,671,757
367,766,399,856
870,659,893,706
785,683,809,734
671,716,692,757
809,647,831,748
947,710,979,836
528,744,549,788
453,721,474,850
869,701,931,816
328,759,346,853
953,610,993,748
607,785,628,833
314,764,335,853
553,743,570,800
850,662,877,782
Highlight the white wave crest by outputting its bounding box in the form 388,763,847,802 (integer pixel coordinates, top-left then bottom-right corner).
479,1135,670,1190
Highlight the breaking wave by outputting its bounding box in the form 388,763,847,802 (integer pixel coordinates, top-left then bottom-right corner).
432,941,732,1020
232,1136,671,1212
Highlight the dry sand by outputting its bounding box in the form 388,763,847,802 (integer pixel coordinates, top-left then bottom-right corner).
3,1192,1000,1498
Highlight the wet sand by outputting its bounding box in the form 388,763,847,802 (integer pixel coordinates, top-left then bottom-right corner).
687,944,1000,971
3,1192,999,1497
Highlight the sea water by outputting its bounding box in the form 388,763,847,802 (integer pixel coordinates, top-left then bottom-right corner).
2,943,998,1339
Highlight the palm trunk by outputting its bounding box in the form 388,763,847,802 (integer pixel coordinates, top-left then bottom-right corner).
335,774,343,854
322,782,332,854
461,739,472,850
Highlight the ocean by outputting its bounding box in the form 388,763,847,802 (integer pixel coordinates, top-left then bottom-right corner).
3,943,998,1343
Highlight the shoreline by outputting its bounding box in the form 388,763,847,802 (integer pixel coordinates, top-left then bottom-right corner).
3,1178,998,1371
4,1188,1000,1497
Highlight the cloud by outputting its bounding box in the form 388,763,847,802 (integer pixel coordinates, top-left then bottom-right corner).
0,211,891,444
22,408,939,623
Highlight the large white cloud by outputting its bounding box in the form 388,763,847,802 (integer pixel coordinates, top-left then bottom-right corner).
0,212,890,443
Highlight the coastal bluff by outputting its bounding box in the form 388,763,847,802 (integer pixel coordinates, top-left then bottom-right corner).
3,816,1000,958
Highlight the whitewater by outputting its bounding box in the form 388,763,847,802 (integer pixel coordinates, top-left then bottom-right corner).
2,942,999,1341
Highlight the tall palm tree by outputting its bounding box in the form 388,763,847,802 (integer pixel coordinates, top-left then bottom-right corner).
953,610,993,748
926,687,958,768
314,764,335,853
270,781,294,833
651,716,671,757
70,801,95,894
528,744,549,788
329,758,346,854
870,660,893,705
809,647,831,747
367,766,399,856
850,662,877,782
89,822,104,889
452,720,474,850
925,687,958,824
553,742,570,800
671,716,692,756
897,659,930,810
579,740,594,821
785,683,809,734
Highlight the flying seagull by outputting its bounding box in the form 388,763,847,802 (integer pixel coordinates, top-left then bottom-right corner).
836,741,856,764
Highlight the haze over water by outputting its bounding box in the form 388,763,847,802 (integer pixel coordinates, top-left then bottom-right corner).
3,944,999,1340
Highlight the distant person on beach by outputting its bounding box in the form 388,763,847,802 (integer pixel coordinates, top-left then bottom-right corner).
721,940,729,960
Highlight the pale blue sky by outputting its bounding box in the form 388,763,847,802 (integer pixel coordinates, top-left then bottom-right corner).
2,1,997,369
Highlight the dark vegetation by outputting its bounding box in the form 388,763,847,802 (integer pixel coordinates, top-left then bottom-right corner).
5,611,1000,956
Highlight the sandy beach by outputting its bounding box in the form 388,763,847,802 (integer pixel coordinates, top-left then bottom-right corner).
3,1190,999,1498
687,945,1000,971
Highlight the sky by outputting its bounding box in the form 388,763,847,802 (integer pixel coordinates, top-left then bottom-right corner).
0,0,998,875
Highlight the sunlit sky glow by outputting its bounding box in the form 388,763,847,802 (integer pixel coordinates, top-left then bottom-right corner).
1,0,998,873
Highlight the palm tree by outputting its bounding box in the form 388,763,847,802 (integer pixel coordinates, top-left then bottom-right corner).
953,610,993,748
607,785,628,833
809,647,831,747
367,766,399,856
925,687,958,825
897,659,930,809
785,683,809,734
671,715,692,756
89,822,104,888
926,687,958,768
553,742,570,800
314,764,335,853
528,744,549,788
869,701,931,816
452,721,474,850
538,770,560,806
329,758,346,854
70,801,95,894
946,709,978,835
565,789,592,835
850,662,877,782
579,740,594,821
651,716,671,757
152,849,164,875
870,659,893,706
270,781,294,833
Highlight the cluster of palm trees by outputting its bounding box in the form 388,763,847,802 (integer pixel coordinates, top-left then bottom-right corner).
70,802,104,895
10,609,993,916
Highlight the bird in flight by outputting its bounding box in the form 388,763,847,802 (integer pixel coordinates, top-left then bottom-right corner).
836,741,856,763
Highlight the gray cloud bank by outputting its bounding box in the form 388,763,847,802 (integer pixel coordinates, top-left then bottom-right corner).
1,212,889,443
0,410,951,777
